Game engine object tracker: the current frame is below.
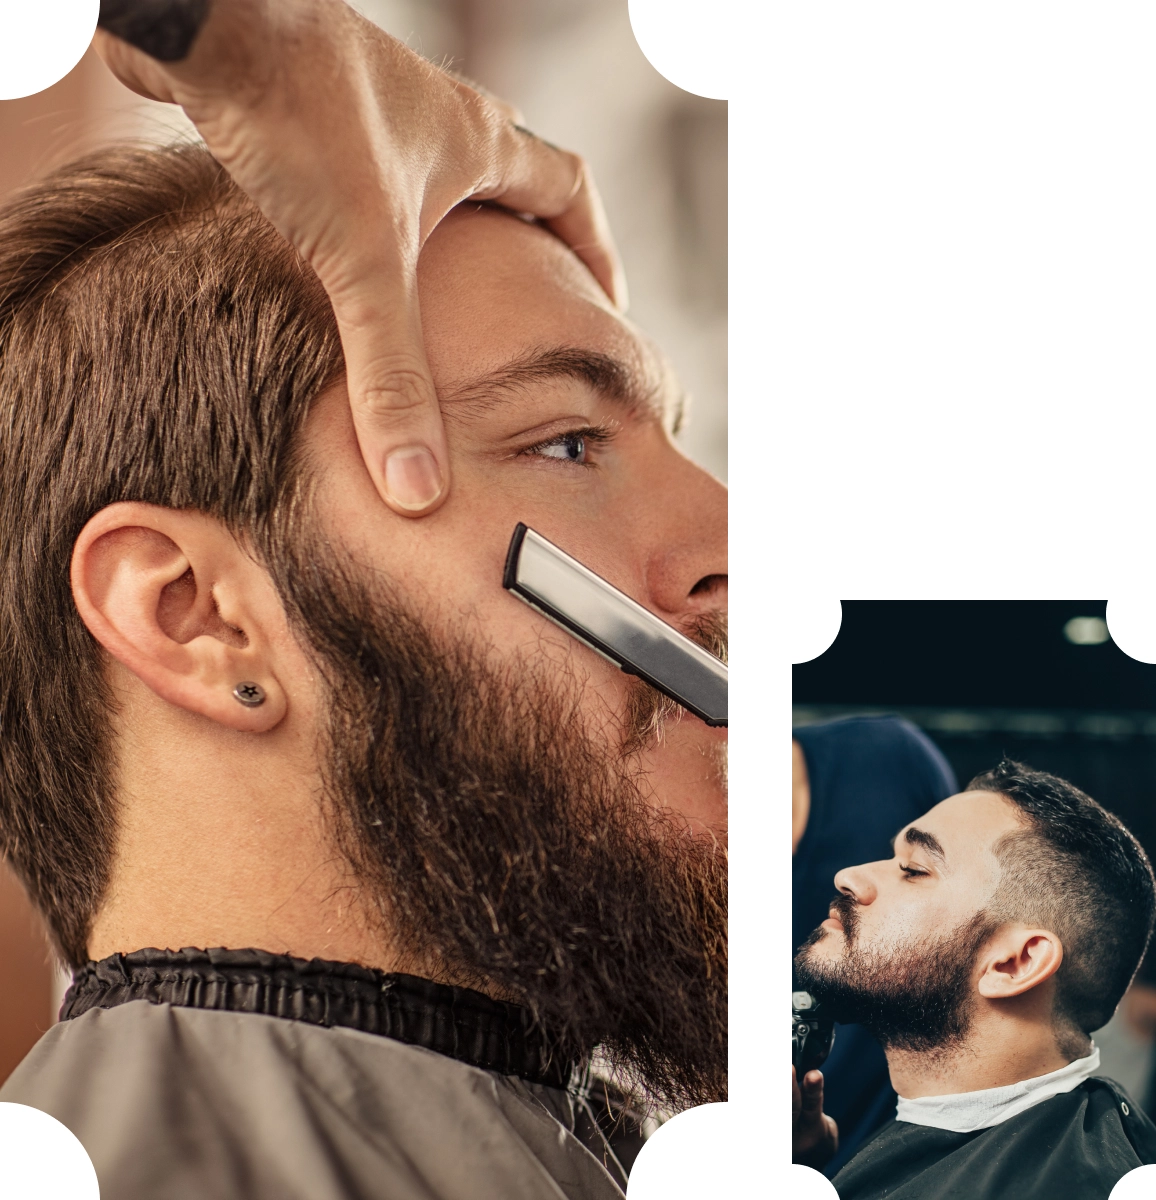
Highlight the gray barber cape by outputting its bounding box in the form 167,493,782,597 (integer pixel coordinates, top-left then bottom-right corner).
0,949,632,1200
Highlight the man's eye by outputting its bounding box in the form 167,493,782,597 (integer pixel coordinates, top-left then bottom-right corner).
523,424,614,465
900,865,928,879
536,433,588,463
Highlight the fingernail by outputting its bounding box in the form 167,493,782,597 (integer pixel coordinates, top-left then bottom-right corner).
384,445,442,511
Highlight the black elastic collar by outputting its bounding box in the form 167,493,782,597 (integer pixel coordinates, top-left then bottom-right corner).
63,947,573,1088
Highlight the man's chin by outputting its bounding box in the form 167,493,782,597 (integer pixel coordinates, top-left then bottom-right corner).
793,934,849,987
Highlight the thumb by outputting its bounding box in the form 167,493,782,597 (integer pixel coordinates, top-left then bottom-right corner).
800,1071,826,1121
336,273,450,517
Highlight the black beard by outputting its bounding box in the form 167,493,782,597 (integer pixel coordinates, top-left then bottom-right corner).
271,532,728,1110
793,900,997,1053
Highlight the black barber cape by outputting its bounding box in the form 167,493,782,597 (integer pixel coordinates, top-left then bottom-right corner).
1,949,639,1200
831,1076,1156,1200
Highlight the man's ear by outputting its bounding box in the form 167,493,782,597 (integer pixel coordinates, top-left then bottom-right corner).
976,925,1064,1001
71,502,288,732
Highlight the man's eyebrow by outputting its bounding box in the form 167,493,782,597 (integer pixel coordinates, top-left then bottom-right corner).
439,346,671,425
891,826,948,867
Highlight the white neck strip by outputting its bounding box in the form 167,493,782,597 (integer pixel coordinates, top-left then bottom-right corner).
895,1046,1100,1133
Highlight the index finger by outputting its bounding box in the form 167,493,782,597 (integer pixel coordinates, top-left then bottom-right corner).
474,126,628,310
333,265,450,517
800,1070,826,1118
538,156,629,313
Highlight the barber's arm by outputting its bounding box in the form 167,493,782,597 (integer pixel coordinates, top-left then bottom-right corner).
94,0,625,517
793,1065,839,1169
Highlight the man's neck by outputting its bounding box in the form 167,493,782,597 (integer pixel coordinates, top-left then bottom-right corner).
88,675,409,975
883,1013,1086,1099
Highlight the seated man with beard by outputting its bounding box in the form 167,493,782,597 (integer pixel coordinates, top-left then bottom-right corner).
0,143,727,1200
793,760,1156,1199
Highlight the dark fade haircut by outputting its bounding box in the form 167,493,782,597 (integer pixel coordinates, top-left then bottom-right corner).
0,143,344,966
968,759,1156,1038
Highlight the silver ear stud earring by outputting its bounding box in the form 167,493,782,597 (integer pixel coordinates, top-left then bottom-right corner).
232,681,266,707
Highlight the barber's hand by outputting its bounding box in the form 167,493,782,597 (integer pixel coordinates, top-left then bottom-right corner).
94,0,626,516
793,1066,839,1169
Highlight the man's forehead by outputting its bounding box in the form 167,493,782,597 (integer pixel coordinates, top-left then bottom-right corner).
416,205,682,429
895,790,1025,862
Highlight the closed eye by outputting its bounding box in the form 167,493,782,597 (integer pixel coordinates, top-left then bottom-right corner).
900,864,929,879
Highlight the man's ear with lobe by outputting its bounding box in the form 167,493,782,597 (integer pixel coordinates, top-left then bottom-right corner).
71,503,288,732
975,924,1064,1001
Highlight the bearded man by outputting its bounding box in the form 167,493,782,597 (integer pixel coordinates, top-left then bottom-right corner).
793,759,1156,1199
0,141,727,1200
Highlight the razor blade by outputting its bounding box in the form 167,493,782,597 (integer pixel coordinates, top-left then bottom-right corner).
502,524,727,727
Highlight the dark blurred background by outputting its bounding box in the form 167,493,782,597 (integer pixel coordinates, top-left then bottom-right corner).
794,600,1156,1100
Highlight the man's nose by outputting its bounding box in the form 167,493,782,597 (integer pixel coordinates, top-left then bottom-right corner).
833,864,877,906
642,455,727,623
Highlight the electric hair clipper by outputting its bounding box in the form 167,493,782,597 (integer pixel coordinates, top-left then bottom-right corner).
502,524,727,727
792,990,836,1076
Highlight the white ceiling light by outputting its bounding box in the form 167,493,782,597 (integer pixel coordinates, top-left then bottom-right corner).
1063,616,1110,646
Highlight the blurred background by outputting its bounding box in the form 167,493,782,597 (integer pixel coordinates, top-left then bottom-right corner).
794,601,1156,1119
0,1,726,1083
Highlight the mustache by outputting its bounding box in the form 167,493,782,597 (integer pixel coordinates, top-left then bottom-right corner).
828,892,859,943
624,611,727,749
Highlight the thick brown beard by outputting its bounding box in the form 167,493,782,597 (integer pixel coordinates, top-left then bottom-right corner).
272,534,728,1110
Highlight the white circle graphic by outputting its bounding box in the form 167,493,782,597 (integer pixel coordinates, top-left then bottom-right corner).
628,1103,839,1197
0,1103,99,1198
1105,600,1156,665
624,0,830,103
734,561,845,667
0,0,99,101
1110,1164,1156,1198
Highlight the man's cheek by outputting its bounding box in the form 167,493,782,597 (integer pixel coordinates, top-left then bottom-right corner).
635,724,727,833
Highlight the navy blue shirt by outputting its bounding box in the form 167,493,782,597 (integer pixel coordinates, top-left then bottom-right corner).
793,716,958,1177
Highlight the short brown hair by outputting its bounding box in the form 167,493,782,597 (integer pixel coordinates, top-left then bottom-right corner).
0,143,343,965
